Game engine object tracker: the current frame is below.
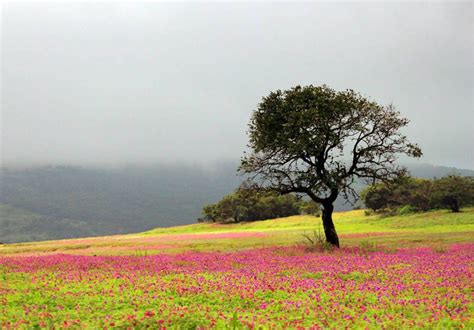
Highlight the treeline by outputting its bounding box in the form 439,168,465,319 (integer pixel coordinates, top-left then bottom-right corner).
202,174,474,223
361,174,474,214
198,184,319,223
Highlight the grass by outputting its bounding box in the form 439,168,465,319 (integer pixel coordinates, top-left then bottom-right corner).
1,208,473,328
1,208,473,256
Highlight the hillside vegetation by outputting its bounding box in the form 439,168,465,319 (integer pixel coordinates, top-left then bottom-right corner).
0,204,99,244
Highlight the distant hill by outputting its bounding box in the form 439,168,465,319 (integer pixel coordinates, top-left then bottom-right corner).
1,162,472,243
405,163,474,178
0,163,242,243
0,203,96,243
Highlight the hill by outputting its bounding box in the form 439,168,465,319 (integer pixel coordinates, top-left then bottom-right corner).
0,204,99,243
0,163,241,243
2,208,473,256
1,162,473,243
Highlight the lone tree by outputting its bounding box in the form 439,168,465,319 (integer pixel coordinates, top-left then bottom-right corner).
239,85,422,247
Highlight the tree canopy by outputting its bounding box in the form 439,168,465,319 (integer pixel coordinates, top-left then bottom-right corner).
199,184,319,223
362,174,474,213
240,85,422,246
431,175,474,212
361,175,433,212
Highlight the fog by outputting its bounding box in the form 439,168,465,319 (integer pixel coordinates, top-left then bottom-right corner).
2,2,473,169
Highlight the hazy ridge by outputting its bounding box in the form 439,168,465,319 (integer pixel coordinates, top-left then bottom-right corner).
1,162,473,243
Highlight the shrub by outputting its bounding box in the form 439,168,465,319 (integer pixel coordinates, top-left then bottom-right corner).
301,229,334,252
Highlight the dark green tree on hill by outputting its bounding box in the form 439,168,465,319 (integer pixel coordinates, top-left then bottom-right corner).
362,174,474,213
361,175,433,212
431,175,474,212
240,85,422,247
200,183,319,223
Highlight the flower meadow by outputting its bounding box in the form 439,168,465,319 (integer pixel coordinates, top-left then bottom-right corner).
1,244,473,329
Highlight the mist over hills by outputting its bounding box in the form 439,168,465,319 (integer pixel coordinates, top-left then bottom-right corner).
1,162,473,243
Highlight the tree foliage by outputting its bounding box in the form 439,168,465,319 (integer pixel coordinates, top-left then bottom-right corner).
361,176,433,212
362,174,474,213
431,175,474,212
240,85,422,246
199,184,319,223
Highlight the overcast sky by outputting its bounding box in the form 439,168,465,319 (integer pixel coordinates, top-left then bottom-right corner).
1,2,473,169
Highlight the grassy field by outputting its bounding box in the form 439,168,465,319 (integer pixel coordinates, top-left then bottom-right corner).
2,208,473,256
1,208,473,328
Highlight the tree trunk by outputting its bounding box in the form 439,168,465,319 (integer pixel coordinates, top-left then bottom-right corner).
451,199,460,212
321,203,340,247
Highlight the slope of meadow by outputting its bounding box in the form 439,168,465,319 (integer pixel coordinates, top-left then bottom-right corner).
1,208,473,256
1,209,473,328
